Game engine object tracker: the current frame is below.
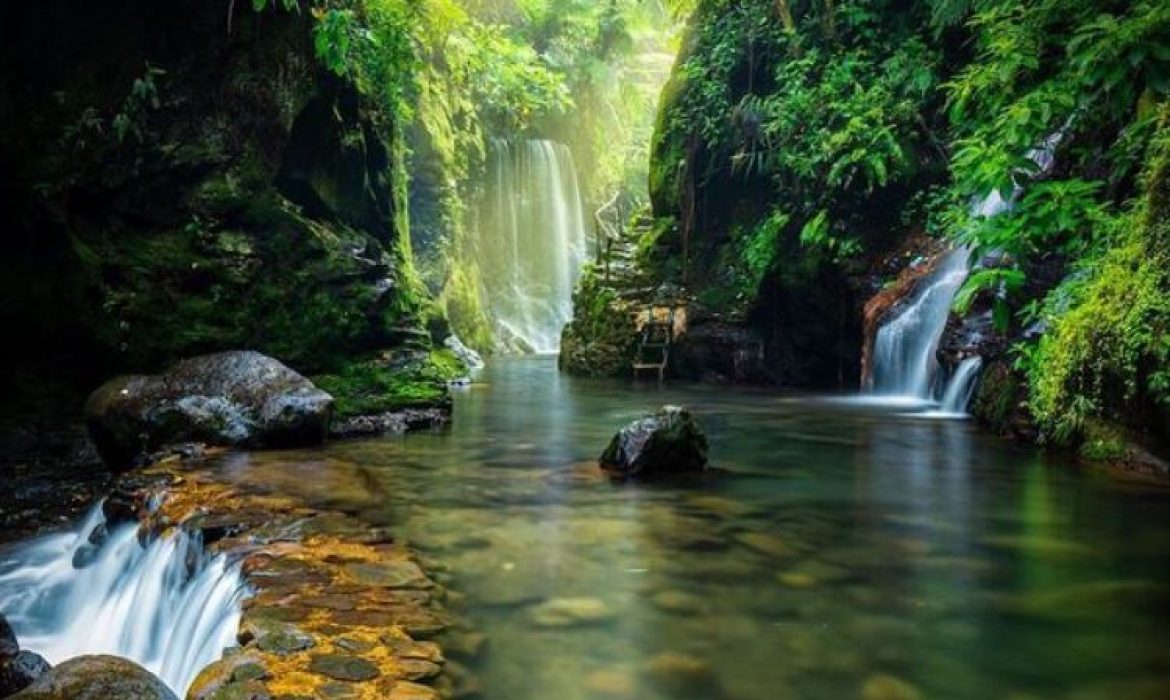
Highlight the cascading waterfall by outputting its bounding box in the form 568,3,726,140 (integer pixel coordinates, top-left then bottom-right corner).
0,504,249,695
871,246,972,400
940,356,984,414
475,139,588,354
870,130,1065,412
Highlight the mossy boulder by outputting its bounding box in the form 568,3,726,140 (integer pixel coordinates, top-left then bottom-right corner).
85,351,333,468
10,655,177,700
600,406,709,478
559,267,638,378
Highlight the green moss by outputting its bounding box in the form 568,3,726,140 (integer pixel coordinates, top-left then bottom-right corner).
559,266,638,377
312,349,464,419
1078,421,1130,463
1025,119,1170,447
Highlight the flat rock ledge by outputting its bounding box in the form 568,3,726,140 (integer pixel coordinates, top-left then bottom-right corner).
120,462,467,700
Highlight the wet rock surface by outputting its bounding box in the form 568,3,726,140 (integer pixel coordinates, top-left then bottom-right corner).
86,351,333,469
139,460,453,700
599,406,708,478
9,655,176,700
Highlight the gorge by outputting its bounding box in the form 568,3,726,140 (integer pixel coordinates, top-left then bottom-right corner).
2,1,1170,699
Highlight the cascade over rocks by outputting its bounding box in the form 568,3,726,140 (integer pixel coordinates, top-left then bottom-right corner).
85,351,333,468
600,406,709,478
8,655,177,700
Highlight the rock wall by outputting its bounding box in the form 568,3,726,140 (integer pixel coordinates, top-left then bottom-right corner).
0,1,427,422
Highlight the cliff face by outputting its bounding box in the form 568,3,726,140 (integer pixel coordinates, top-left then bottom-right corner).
639,0,949,388
0,0,426,418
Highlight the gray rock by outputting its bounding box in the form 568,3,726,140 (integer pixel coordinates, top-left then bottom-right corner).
85,351,333,468
599,406,708,478
0,614,17,657
0,651,51,696
10,655,177,700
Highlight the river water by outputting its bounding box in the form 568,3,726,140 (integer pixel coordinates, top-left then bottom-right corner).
197,357,1170,700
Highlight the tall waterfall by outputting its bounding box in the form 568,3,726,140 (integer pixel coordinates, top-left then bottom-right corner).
0,505,248,695
475,139,588,354
871,246,972,400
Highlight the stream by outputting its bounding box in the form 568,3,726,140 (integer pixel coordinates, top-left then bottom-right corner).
197,357,1170,700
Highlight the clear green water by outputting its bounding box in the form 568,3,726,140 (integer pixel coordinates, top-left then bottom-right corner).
224,357,1170,700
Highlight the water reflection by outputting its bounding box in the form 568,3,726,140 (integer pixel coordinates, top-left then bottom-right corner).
214,358,1170,700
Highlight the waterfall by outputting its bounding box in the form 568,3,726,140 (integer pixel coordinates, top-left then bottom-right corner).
475,139,588,354
871,246,972,400
869,130,1065,411
0,505,248,695
940,356,983,414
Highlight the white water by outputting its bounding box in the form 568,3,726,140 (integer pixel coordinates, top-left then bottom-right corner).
928,356,985,418
475,139,588,354
0,505,248,695
871,246,972,400
869,130,1065,413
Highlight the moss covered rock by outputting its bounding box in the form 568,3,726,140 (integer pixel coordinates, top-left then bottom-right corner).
10,655,177,700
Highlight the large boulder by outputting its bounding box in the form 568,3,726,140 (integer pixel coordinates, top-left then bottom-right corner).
9,655,176,700
600,406,709,478
85,351,334,468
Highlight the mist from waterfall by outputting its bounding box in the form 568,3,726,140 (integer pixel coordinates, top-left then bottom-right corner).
0,505,248,696
475,139,588,354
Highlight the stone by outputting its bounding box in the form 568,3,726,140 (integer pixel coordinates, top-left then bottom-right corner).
381,636,445,663
241,619,316,655
0,615,18,657
529,598,614,628
734,532,794,558
308,654,380,682
0,651,51,697
187,654,267,700
344,561,432,589
861,674,922,700
584,669,637,698
641,652,718,693
396,659,442,681
10,655,177,700
599,406,708,478
85,351,333,468
648,590,707,615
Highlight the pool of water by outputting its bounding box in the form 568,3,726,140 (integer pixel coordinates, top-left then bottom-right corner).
216,357,1170,700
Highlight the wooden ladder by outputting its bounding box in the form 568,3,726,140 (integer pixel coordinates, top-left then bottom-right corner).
633,306,675,382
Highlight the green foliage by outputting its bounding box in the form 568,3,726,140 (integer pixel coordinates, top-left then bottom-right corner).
313,349,462,419
1022,116,1170,446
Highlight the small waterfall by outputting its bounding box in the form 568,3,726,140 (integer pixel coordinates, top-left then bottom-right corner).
869,130,1065,411
871,247,972,400
475,139,588,354
0,505,248,695
940,356,983,415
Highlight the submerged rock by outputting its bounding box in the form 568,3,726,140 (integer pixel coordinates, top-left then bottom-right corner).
529,597,614,628
10,655,177,700
599,406,708,478
85,351,333,468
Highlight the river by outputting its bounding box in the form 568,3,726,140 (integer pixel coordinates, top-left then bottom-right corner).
198,356,1170,700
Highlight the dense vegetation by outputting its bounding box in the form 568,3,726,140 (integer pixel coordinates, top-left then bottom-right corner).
641,0,1170,456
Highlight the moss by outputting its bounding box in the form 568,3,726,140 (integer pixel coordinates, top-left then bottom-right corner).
312,350,463,419
1078,421,1130,463
1026,120,1170,447
971,361,1024,435
559,266,639,377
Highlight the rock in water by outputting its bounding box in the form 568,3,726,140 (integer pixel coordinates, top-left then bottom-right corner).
10,655,177,700
0,614,17,657
85,351,334,468
599,406,708,478
0,652,52,696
